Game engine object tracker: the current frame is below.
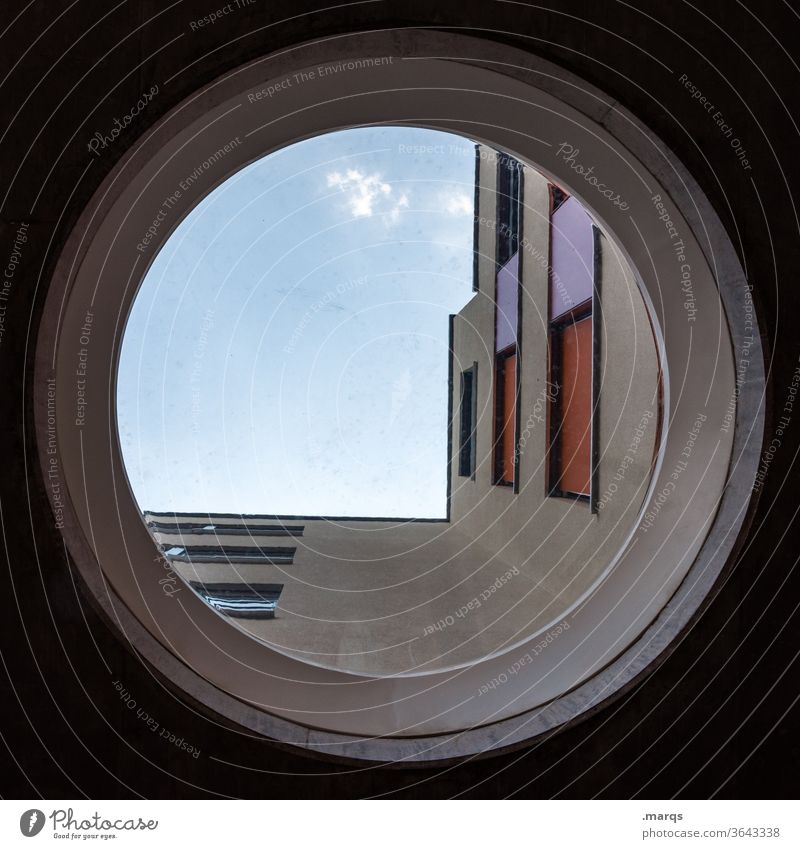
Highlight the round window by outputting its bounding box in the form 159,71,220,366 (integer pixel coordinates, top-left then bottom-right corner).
116,125,662,679
38,31,762,762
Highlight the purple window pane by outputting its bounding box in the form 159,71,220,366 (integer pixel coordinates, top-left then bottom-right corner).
495,251,519,352
550,196,594,321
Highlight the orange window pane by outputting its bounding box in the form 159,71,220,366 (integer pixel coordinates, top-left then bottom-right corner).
495,353,517,484
557,316,592,495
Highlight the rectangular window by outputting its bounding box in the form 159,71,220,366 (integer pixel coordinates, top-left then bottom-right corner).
161,544,296,564
494,351,517,485
493,154,523,489
548,190,599,509
495,252,519,352
189,581,284,620
549,311,593,497
497,155,522,267
458,364,478,478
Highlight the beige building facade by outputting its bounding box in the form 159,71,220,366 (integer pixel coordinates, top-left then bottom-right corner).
149,143,661,678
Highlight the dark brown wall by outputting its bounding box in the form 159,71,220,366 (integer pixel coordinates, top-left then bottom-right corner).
1,0,798,798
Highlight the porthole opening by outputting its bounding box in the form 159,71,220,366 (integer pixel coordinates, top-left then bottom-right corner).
40,34,757,758
117,126,662,678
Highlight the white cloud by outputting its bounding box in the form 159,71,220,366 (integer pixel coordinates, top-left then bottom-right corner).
387,193,409,223
326,169,408,222
442,191,473,216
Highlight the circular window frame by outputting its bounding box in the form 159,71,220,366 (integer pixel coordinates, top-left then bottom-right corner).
35,30,764,763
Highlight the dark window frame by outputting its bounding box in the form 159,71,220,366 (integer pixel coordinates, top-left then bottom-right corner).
161,543,296,564
189,581,284,620
546,214,602,512
472,144,482,292
458,362,479,479
492,346,518,487
492,153,525,490
148,520,303,537
496,154,522,268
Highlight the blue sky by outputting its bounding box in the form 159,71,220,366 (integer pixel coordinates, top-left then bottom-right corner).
117,127,477,518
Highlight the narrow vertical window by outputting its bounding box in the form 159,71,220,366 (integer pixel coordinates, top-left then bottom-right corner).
493,154,523,488
550,312,593,496
548,191,599,509
458,364,478,478
497,155,522,267
494,351,517,485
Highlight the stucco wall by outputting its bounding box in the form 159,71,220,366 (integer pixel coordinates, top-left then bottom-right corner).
448,151,661,618
152,150,661,679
